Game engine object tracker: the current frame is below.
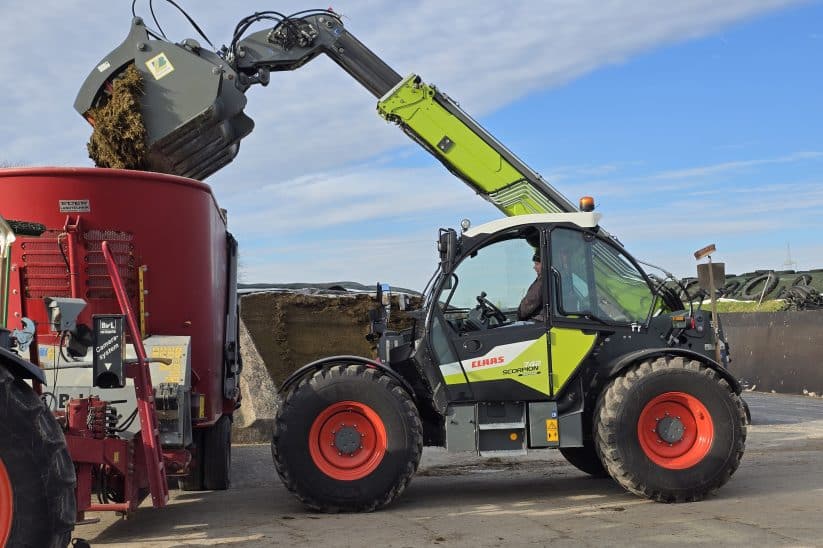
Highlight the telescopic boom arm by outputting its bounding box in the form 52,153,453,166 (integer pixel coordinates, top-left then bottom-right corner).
76,11,576,215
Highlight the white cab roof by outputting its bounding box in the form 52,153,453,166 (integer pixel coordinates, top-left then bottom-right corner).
462,212,602,238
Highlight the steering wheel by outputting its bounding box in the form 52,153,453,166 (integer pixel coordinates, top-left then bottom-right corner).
475,292,507,324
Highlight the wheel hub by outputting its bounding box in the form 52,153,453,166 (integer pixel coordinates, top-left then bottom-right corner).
308,401,388,481
637,391,715,470
656,416,685,444
333,425,362,455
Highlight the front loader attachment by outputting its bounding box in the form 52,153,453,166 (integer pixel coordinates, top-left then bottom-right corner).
75,18,253,180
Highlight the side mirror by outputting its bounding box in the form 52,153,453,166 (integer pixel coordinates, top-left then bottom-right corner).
437,228,458,272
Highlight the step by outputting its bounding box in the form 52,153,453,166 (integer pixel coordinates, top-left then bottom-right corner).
477,421,526,430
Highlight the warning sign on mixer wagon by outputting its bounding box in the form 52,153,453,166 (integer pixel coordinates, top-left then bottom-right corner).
59,200,90,213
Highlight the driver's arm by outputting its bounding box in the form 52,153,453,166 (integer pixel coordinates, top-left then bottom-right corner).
517,276,544,321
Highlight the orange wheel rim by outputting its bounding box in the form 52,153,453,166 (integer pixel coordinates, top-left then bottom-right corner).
309,401,387,481
0,458,13,546
637,391,714,470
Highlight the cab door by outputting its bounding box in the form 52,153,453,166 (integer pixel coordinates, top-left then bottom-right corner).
548,227,657,394
427,229,552,402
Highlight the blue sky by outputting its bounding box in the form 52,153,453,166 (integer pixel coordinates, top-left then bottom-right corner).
1,1,820,290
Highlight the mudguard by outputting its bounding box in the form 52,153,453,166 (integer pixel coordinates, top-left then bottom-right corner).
280,355,413,396
0,346,46,384
606,348,742,394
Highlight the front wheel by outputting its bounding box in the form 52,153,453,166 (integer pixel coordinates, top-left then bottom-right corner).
594,356,746,502
0,366,76,547
272,364,422,512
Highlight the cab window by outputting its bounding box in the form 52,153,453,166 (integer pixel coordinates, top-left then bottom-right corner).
551,228,653,324
436,233,540,330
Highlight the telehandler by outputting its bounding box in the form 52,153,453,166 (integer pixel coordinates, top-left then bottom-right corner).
71,5,746,513
3,10,750,543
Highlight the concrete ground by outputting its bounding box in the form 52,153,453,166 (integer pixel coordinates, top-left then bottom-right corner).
76,392,823,547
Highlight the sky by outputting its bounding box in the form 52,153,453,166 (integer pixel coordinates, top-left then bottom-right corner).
1,0,821,291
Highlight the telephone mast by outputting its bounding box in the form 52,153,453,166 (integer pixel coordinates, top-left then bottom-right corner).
783,242,797,270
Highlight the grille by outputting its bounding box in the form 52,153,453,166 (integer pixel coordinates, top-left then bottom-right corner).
18,228,138,301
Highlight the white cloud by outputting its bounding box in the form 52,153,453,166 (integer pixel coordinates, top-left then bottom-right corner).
0,0,805,287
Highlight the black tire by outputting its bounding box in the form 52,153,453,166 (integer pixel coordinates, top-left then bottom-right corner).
203,415,232,490
272,364,423,512
792,274,812,287
720,280,741,298
179,427,205,491
0,367,76,548
594,356,746,503
679,278,699,301
740,272,778,300
559,442,608,477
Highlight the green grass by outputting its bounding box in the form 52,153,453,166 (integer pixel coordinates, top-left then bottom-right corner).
708,300,786,313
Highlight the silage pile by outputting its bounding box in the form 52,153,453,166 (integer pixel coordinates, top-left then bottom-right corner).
241,292,419,387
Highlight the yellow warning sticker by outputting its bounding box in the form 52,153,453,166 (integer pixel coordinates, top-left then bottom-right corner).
545,418,559,442
145,52,175,80
151,345,184,384
39,345,57,364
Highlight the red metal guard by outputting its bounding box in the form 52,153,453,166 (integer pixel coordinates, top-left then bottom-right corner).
101,241,168,508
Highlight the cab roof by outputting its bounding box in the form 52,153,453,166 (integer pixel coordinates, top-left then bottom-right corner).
462,212,602,238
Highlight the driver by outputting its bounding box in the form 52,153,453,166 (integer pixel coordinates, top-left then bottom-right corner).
517,250,546,321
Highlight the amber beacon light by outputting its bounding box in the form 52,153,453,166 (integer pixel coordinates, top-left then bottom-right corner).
579,196,595,212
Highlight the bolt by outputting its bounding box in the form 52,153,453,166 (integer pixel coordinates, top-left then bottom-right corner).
665,412,669,416
676,416,680,420
669,443,673,447
137,42,147,51
359,446,363,449
338,452,342,456
337,47,345,54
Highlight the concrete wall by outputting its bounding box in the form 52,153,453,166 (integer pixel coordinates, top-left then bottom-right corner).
722,310,823,395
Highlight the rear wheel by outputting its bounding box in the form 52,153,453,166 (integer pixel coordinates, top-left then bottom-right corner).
272,364,422,512
203,415,232,490
594,356,746,502
559,442,607,477
0,366,76,547
179,427,204,491
180,415,232,491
